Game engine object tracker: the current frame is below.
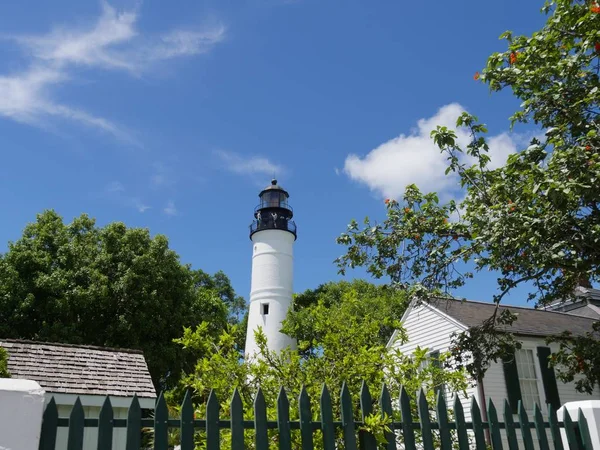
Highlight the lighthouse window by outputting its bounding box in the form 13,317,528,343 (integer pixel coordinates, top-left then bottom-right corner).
261,303,270,315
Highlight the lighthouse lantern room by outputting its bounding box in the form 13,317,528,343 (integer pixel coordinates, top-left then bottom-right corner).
245,179,297,358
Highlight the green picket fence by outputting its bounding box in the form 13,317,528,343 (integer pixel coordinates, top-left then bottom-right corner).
38,382,595,450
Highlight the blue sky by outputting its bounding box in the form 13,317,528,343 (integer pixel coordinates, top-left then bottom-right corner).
0,0,549,306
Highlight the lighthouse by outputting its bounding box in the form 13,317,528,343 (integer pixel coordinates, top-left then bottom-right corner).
245,179,297,358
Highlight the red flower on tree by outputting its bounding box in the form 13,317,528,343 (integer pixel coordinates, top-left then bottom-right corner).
595,42,600,53
509,52,518,65
591,2,600,13
474,71,480,81
384,199,390,205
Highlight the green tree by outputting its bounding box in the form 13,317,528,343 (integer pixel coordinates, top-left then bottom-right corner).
286,279,409,357
172,288,468,449
0,210,244,388
0,347,9,378
192,269,246,323
336,0,600,391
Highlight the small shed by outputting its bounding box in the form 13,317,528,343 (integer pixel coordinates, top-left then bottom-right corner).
0,339,156,450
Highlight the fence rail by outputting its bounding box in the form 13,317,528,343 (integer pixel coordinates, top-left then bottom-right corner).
38,382,594,450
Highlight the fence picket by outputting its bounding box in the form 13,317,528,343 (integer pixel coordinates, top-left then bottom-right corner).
417,390,434,450
453,395,469,450
230,389,244,450
340,382,358,450
37,382,584,450
503,400,518,450
154,393,169,450
254,388,268,450
562,409,580,450
577,408,593,450
518,402,535,450
97,397,113,450
125,395,141,450
399,386,416,450
180,390,194,450
207,390,220,450
39,397,58,450
67,397,85,450
470,397,487,450
435,391,452,450
487,398,503,450
277,387,291,450
299,386,314,450
359,381,377,450
320,385,335,450
378,384,396,450
532,403,549,450
547,404,564,450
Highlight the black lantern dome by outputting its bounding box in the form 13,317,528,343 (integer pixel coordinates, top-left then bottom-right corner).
249,179,297,239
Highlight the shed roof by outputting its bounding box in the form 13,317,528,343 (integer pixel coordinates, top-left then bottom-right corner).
0,339,156,398
433,298,598,337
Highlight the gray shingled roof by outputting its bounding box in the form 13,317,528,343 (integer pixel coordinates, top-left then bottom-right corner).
433,299,598,337
0,340,156,398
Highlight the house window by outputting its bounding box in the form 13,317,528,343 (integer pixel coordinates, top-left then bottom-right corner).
261,303,269,315
413,350,445,397
515,349,541,410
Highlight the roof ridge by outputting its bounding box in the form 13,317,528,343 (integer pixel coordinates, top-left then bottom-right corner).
0,339,145,354
442,298,599,322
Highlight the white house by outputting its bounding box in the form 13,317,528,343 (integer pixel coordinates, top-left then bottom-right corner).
546,285,600,319
387,298,600,426
0,339,156,450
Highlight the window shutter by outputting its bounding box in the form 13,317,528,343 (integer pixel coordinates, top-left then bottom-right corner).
502,352,522,413
537,346,561,410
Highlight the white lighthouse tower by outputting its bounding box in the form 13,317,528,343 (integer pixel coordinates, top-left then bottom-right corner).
245,179,297,358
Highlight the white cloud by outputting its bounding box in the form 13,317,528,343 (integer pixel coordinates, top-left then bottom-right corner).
13,3,226,74
0,2,225,139
214,150,285,176
486,133,518,170
150,162,175,188
163,200,177,216
148,28,226,62
134,199,151,213
343,103,521,200
14,3,138,72
105,180,125,193
104,181,150,213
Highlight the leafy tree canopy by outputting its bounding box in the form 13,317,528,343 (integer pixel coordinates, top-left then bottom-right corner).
285,279,409,357
336,0,600,391
0,210,245,388
172,288,468,448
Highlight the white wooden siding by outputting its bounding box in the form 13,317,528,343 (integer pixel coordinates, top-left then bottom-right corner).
390,303,478,420
482,336,600,415
391,302,600,449
50,393,155,450
482,336,600,449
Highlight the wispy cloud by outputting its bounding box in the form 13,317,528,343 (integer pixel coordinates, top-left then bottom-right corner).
104,181,150,213
0,2,226,140
150,162,176,188
105,180,125,193
163,200,177,216
343,103,523,200
214,150,285,176
134,200,151,213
